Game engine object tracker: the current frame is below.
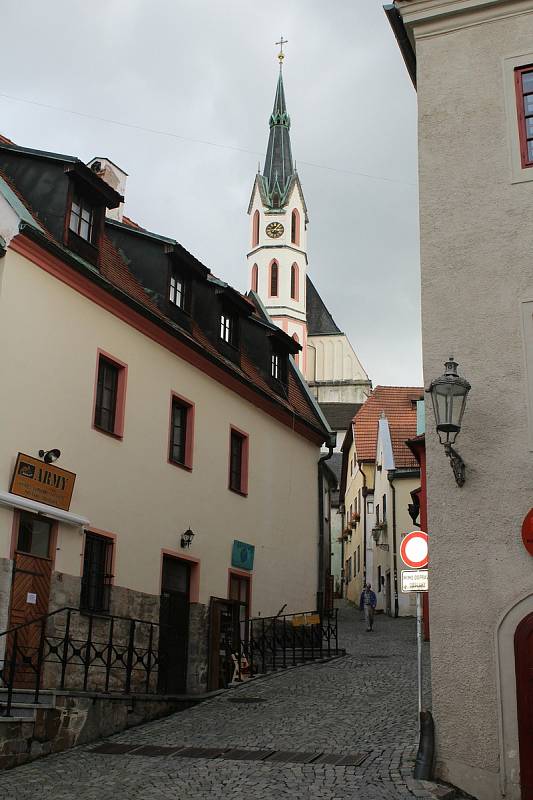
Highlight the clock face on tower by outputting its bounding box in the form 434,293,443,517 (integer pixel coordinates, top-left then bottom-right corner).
266,221,284,239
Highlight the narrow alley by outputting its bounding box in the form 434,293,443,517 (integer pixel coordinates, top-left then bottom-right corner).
0,604,460,800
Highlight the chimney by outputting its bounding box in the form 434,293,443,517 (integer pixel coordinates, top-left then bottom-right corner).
87,157,127,222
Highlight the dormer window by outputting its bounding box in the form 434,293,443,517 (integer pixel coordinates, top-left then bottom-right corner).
69,193,95,243
220,309,238,347
169,269,185,310
270,343,287,385
271,351,280,380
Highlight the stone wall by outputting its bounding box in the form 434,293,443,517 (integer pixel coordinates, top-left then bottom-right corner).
187,602,209,695
0,557,13,669
0,692,197,770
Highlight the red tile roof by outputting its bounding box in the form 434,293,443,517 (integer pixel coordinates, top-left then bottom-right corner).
354,386,423,468
0,134,14,144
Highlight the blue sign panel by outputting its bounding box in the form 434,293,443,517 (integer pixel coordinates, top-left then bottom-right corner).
231,540,255,571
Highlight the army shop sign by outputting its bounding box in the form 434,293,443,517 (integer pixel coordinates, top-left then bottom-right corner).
10,453,76,511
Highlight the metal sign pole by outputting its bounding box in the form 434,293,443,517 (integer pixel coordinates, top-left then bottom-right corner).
416,590,423,727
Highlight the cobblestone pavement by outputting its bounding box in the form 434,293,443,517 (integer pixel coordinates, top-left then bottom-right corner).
0,603,465,799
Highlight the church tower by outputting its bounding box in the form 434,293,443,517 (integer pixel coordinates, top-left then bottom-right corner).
247,45,309,372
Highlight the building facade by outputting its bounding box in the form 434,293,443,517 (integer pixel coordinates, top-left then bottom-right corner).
340,387,421,611
389,1,533,797
0,135,332,698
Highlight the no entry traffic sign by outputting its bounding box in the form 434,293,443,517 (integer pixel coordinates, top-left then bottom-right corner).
400,531,429,569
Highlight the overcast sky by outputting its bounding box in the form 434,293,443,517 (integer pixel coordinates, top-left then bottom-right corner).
0,1,421,386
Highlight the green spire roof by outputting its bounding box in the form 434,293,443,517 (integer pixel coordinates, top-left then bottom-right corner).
262,70,294,208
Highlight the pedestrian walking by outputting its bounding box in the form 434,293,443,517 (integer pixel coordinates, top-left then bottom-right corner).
359,583,377,631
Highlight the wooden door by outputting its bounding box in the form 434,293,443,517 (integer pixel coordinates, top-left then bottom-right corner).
158,557,190,694
515,613,533,799
385,571,392,616
7,512,54,688
208,597,240,691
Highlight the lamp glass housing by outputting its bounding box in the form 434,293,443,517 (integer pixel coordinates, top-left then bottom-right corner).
428,357,471,446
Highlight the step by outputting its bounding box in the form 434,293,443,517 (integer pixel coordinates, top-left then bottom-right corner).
0,688,55,706
0,704,37,720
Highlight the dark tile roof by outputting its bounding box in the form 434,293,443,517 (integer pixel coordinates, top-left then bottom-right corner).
328,452,343,484
306,277,342,336
262,71,294,206
319,402,361,431
1,139,328,442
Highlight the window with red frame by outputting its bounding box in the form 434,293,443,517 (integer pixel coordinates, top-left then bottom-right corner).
94,353,126,437
252,210,260,247
515,65,533,167
270,261,279,297
290,263,299,300
95,358,119,433
291,209,300,245
229,429,248,494
169,396,193,469
251,263,258,292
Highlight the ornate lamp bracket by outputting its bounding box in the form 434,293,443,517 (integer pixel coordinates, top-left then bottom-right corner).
444,443,465,487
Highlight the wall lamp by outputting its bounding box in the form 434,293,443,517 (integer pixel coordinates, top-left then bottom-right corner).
38,449,61,464
427,357,471,487
180,528,195,549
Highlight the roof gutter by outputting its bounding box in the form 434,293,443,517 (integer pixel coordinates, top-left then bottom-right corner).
383,4,417,89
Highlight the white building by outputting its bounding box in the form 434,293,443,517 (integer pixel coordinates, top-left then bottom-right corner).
246,58,372,409
388,1,533,797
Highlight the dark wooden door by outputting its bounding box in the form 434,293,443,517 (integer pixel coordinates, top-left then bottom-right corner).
208,597,240,691
385,571,392,616
8,513,54,688
515,612,533,799
158,557,190,694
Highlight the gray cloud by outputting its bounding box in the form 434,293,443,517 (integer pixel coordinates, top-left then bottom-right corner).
0,0,421,386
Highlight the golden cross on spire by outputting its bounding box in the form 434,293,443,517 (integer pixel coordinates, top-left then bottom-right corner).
275,36,288,69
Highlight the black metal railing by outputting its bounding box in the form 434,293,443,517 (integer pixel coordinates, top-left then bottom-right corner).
0,607,174,717
235,608,339,679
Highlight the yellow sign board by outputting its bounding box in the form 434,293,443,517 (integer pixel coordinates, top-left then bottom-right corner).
291,613,320,627
10,453,76,511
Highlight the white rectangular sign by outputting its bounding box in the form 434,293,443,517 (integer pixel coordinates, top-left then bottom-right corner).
401,569,428,593
26,592,37,605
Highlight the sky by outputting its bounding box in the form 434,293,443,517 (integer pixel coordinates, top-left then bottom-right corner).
0,1,421,386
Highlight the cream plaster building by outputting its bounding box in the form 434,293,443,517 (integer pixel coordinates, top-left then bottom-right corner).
388,1,533,797
0,134,333,699
340,387,421,611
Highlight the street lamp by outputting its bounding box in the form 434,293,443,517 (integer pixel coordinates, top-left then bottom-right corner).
180,528,195,549
427,357,471,487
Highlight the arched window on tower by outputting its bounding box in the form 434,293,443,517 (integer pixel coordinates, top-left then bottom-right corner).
291,209,300,246
290,263,299,301
292,333,300,368
252,210,260,247
251,264,258,293
269,260,279,297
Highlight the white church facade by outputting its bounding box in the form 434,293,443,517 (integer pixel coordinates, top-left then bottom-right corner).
246,59,371,414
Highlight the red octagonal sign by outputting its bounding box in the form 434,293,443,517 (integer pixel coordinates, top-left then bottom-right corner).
400,531,429,569
522,509,533,556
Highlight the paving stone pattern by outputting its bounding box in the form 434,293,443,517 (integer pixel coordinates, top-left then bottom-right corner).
0,602,467,799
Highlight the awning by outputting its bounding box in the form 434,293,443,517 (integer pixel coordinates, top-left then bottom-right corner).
0,490,90,528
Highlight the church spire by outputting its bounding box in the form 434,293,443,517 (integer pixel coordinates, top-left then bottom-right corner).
262,37,294,208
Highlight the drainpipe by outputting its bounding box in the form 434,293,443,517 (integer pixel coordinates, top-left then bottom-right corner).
388,472,399,618
317,443,334,614
357,460,367,583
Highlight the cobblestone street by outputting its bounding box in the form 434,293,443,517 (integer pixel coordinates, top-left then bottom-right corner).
0,603,462,799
